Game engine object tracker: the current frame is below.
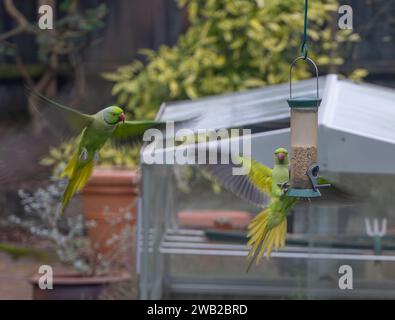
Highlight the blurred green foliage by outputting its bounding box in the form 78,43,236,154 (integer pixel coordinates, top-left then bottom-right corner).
0,243,50,261
104,0,366,120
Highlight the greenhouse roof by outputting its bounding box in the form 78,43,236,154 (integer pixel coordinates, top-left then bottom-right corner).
157,75,323,130
154,74,395,174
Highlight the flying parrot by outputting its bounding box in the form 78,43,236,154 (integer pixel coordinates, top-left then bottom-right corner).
29,88,191,212
203,147,358,270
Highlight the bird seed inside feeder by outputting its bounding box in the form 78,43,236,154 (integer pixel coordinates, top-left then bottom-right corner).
290,146,317,189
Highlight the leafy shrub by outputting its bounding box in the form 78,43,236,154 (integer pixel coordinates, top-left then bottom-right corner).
104,0,366,120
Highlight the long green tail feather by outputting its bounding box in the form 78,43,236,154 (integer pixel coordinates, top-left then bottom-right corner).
61,154,94,213
246,208,287,271
60,153,77,179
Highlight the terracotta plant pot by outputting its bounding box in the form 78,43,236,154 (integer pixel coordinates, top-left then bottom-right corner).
178,210,252,230
30,273,130,300
80,167,140,255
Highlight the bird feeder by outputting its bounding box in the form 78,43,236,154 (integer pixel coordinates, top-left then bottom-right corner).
286,57,327,198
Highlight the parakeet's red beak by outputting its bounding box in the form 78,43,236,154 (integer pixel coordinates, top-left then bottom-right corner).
119,113,125,123
277,152,285,161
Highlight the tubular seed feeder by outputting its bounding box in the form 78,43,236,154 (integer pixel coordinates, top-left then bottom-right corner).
286,0,329,198
286,57,327,197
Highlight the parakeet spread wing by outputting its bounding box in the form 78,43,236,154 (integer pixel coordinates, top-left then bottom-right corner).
112,120,166,141
245,158,273,195
202,157,272,208
112,115,201,143
26,87,94,138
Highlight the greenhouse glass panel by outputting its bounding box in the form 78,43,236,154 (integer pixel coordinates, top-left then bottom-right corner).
137,75,395,299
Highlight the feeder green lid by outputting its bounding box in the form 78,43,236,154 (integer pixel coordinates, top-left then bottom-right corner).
287,96,322,108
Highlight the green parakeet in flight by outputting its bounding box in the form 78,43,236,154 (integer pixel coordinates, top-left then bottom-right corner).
204,147,358,269
30,89,188,212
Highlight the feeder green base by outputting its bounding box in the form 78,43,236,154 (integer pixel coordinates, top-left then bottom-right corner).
286,188,321,198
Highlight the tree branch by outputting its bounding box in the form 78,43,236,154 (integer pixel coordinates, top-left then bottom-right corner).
4,0,29,27
0,26,24,42
0,0,38,42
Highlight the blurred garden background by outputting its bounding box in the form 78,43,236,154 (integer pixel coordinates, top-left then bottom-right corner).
0,0,394,299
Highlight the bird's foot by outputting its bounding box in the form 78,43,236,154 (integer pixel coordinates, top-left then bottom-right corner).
278,182,289,196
